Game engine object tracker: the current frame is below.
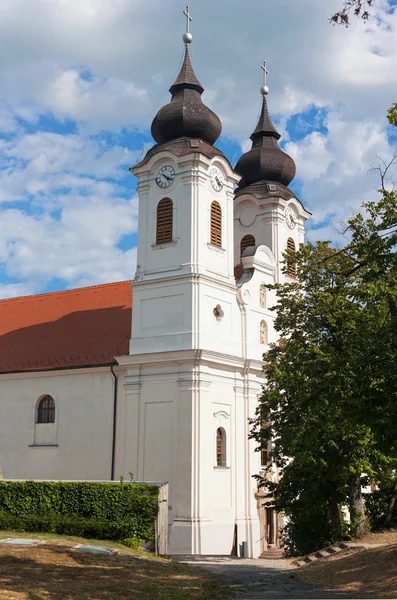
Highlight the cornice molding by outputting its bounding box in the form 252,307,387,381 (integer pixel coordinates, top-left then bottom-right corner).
116,350,264,373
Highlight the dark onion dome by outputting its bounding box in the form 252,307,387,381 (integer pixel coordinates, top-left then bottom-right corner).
235,92,296,189
151,45,222,146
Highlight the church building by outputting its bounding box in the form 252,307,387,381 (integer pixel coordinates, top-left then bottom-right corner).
0,14,310,558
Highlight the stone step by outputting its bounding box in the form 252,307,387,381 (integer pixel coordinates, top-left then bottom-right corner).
304,555,318,563
328,545,343,554
294,541,366,567
259,549,285,559
295,559,307,567
339,541,366,551
315,549,332,558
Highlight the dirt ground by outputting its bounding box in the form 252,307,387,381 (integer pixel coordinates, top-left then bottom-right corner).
175,555,351,599
0,532,233,600
176,532,397,599
297,531,397,599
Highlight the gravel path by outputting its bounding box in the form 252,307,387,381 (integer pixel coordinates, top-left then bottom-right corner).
174,555,352,599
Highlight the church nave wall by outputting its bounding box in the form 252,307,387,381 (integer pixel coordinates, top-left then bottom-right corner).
0,367,118,481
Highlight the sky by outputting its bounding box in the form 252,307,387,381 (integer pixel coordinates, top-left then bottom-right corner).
0,0,396,299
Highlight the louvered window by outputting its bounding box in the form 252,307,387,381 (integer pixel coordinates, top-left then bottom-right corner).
216,427,226,467
37,395,55,424
156,198,173,244
240,235,255,258
210,201,222,247
287,237,297,277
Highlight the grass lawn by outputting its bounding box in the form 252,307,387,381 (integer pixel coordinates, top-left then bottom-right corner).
297,531,397,599
0,531,234,600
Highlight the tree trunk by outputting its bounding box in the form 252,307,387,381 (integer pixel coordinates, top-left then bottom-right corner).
349,475,368,538
384,481,397,528
328,498,342,541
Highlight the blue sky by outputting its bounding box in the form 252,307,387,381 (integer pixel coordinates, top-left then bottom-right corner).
0,0,396,299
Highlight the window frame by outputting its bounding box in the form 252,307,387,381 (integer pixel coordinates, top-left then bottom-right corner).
260,284,266,308
156,198,173,245
36,395,56,424
240,234,256,258
260,320,268,345
216,427,227,467
287,237,297,277
210,201,222,248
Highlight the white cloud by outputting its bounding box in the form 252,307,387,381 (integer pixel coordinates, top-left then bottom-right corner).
0,131,137,203
0,282,36,300
1,197,138,291
286,132,332,182
0,129,139,294
0,0,396,295
290,115,397,236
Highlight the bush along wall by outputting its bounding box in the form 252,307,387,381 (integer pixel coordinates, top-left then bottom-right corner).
0,479,159,548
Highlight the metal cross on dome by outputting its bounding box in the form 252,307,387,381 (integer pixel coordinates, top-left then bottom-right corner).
183,5,192,33
261,60,269,86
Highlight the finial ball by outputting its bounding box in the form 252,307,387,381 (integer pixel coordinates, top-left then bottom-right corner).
183,32,193,44
260,85,269,96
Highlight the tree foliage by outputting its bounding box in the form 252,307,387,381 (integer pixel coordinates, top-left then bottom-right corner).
250,175,397,555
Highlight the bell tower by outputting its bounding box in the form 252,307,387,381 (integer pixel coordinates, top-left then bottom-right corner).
129,9,240,356
121,7,259,558
234,62,310,283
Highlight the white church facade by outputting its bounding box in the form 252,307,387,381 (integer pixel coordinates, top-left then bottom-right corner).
0,19,310,558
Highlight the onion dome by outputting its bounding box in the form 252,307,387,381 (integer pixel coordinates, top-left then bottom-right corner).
151,43,222,146
235,88,296,189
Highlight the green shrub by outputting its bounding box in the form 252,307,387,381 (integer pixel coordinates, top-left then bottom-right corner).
0,480,159,545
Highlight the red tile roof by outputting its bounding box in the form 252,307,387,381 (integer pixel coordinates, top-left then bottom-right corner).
0,281,132,374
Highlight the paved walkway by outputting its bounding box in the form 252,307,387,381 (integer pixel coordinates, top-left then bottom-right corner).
174,555,352,599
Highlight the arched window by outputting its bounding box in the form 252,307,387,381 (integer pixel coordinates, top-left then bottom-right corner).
216,427,227,467
260,320,267,345
240,234,255,258
156,198,173,244
37,395,55,424
210,201,222,247
260,284,266,308
287,237,297,277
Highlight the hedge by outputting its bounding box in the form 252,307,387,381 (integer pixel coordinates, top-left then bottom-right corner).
0,479,159,547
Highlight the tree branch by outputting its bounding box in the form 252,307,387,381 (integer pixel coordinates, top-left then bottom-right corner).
368,149,397,192
330,0,374,26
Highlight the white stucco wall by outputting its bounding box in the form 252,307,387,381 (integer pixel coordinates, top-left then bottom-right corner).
0,366,122,481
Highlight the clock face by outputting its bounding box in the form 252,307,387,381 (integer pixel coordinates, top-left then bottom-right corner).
210,167,224,192
156,165,175,188
285,207,296,230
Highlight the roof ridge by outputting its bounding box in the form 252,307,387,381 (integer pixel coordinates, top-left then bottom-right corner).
0,280,133,304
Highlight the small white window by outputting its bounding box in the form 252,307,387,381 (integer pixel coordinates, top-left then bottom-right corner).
216,427,227,467
260,285,266,308
260,320,268,345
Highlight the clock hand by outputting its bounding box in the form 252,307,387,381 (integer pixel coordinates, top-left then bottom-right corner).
163,173,172,181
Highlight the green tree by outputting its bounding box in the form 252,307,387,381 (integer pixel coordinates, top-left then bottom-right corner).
251,180,397,555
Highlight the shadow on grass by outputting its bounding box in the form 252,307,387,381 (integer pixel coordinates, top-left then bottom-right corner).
298,544,397,599
0,545,233,600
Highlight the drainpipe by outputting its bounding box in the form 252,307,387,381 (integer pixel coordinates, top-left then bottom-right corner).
110,365,118,481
